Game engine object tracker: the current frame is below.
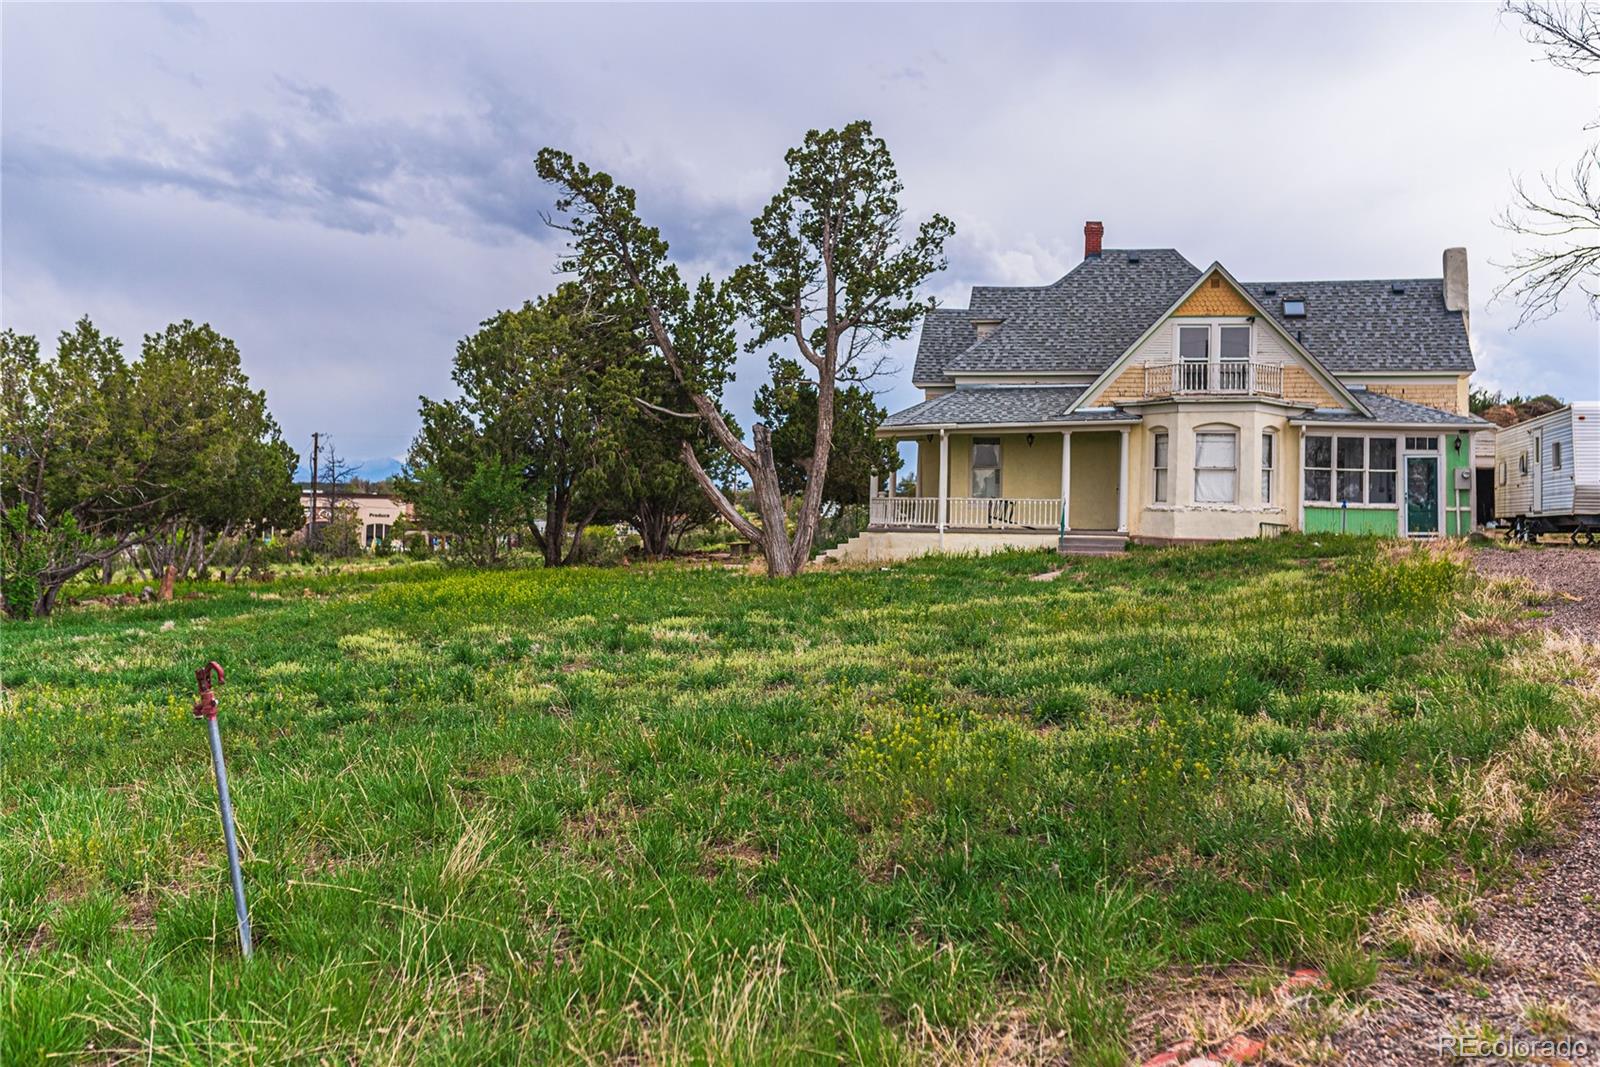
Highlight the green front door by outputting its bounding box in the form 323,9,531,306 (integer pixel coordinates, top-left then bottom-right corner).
1405,455,1439,535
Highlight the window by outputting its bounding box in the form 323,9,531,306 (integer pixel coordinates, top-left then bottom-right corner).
1282,298,1306,317
1498,461,1508,486
1303,434,1395,505
1219,325,1251,389
1369,439,1397,504
1220,325,1251,360
1519,452,1529,476
1152,431,1170,503
1305,434,1333,502
1535,437,1542,462
1405,436,1439,451
971,438,1001,498
1194,431,1238,503
1336,437,1365,502
1554,441,1563,470
1178,325,1209,361
1260,432,1275,503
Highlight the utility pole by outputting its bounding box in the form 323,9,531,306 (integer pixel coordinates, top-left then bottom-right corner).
309,432,321,548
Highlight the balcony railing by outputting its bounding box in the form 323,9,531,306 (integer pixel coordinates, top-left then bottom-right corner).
1143,360,1283,399
870,496,1063,530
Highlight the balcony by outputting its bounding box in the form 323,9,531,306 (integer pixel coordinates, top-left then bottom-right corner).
1142,360,1284,399
869,496,1064,530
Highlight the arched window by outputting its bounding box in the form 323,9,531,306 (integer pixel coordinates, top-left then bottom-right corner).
1151,430,1170,503
1194,427,1238,503
1260,431,1276,504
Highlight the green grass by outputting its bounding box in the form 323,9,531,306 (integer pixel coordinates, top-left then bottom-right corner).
1,537,1595,1064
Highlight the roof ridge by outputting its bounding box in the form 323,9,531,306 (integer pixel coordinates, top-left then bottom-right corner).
1245,276,1446,287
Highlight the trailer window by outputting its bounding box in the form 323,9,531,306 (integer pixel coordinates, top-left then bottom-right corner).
1519,453,1529,476
1553,441,1563,470
1498,461,1507,486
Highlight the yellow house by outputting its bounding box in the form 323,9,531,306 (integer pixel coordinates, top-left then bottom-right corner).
836,223,1490,562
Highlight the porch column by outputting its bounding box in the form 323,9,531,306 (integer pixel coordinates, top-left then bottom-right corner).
1060,430,1072,532
1116,427,1130,534
937,428,949,550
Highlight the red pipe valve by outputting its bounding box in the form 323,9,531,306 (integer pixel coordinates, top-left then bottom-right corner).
193,661,226,720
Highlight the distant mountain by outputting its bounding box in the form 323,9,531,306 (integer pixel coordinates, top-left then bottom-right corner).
293,457,406,482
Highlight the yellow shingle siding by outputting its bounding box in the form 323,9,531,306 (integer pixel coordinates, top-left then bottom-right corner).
1095,365,1148,405
1360,381,1464,415
1173,274,1255,317
1281,366,1336,408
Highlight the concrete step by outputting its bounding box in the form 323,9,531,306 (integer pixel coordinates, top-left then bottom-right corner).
1057,534,1128,556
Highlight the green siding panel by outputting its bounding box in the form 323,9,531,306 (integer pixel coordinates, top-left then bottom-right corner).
1445,432,1472,536
1304,506,1399,536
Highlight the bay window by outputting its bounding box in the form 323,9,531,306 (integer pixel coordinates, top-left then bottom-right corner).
1194,430,1238,503
1260,431,1275,504
1152,431,1170,503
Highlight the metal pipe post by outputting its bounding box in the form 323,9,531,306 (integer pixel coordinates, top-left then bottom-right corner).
194,661,252,958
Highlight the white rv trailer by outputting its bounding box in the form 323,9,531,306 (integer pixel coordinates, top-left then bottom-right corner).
1492,402,1600,545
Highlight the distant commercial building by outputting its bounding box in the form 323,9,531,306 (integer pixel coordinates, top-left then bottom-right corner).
299,491,415,549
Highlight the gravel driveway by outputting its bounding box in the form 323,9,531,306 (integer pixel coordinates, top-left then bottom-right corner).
1473,545,1600,643
1318,547,1600,1064
1326,792,1600,1063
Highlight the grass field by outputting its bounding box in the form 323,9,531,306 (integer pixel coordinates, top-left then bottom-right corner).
2,538,1597,1064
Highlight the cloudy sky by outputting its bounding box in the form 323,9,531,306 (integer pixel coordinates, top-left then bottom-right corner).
4,3,1596,476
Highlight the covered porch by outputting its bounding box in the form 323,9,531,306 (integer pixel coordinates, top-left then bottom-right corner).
871,425,1133,536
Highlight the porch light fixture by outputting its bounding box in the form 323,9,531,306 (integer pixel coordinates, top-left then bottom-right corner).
1453,434,1463,454
1026,433,1035,447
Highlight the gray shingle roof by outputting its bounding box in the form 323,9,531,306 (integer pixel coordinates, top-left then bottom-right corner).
1244,279,1474,373
880,386,1136,429
1292,392,1491,427
912,250,1201,384
912,251,1475,385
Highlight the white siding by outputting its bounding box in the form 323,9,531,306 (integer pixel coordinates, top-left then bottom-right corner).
1493,403,1600,518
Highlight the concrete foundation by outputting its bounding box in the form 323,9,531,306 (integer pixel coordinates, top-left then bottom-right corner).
817,529,1062,565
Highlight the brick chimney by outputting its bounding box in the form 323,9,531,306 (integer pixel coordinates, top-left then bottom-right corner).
1084,220,1104,259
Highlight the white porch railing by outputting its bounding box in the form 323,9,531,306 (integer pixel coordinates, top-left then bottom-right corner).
869,496,938,527
870,495,1063,530
1143,360,1284,399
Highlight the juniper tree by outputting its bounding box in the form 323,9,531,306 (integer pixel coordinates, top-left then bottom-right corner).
538,120,951,576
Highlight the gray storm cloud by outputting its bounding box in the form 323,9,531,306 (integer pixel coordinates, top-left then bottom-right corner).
3,2,1595,470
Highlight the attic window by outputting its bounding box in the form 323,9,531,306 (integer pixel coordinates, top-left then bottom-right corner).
1262,286,1278,296
1390,284,1406,295
1282,298,1306,317
1128,255,1141,264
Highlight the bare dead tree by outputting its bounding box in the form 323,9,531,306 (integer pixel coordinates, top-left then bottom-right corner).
1496,2,1600,322
1504,0,1600,77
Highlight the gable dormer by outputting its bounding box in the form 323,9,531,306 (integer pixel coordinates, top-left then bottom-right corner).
1076,263,1362,414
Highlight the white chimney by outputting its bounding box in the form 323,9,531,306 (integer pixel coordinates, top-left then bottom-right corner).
1443,247,1468,314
